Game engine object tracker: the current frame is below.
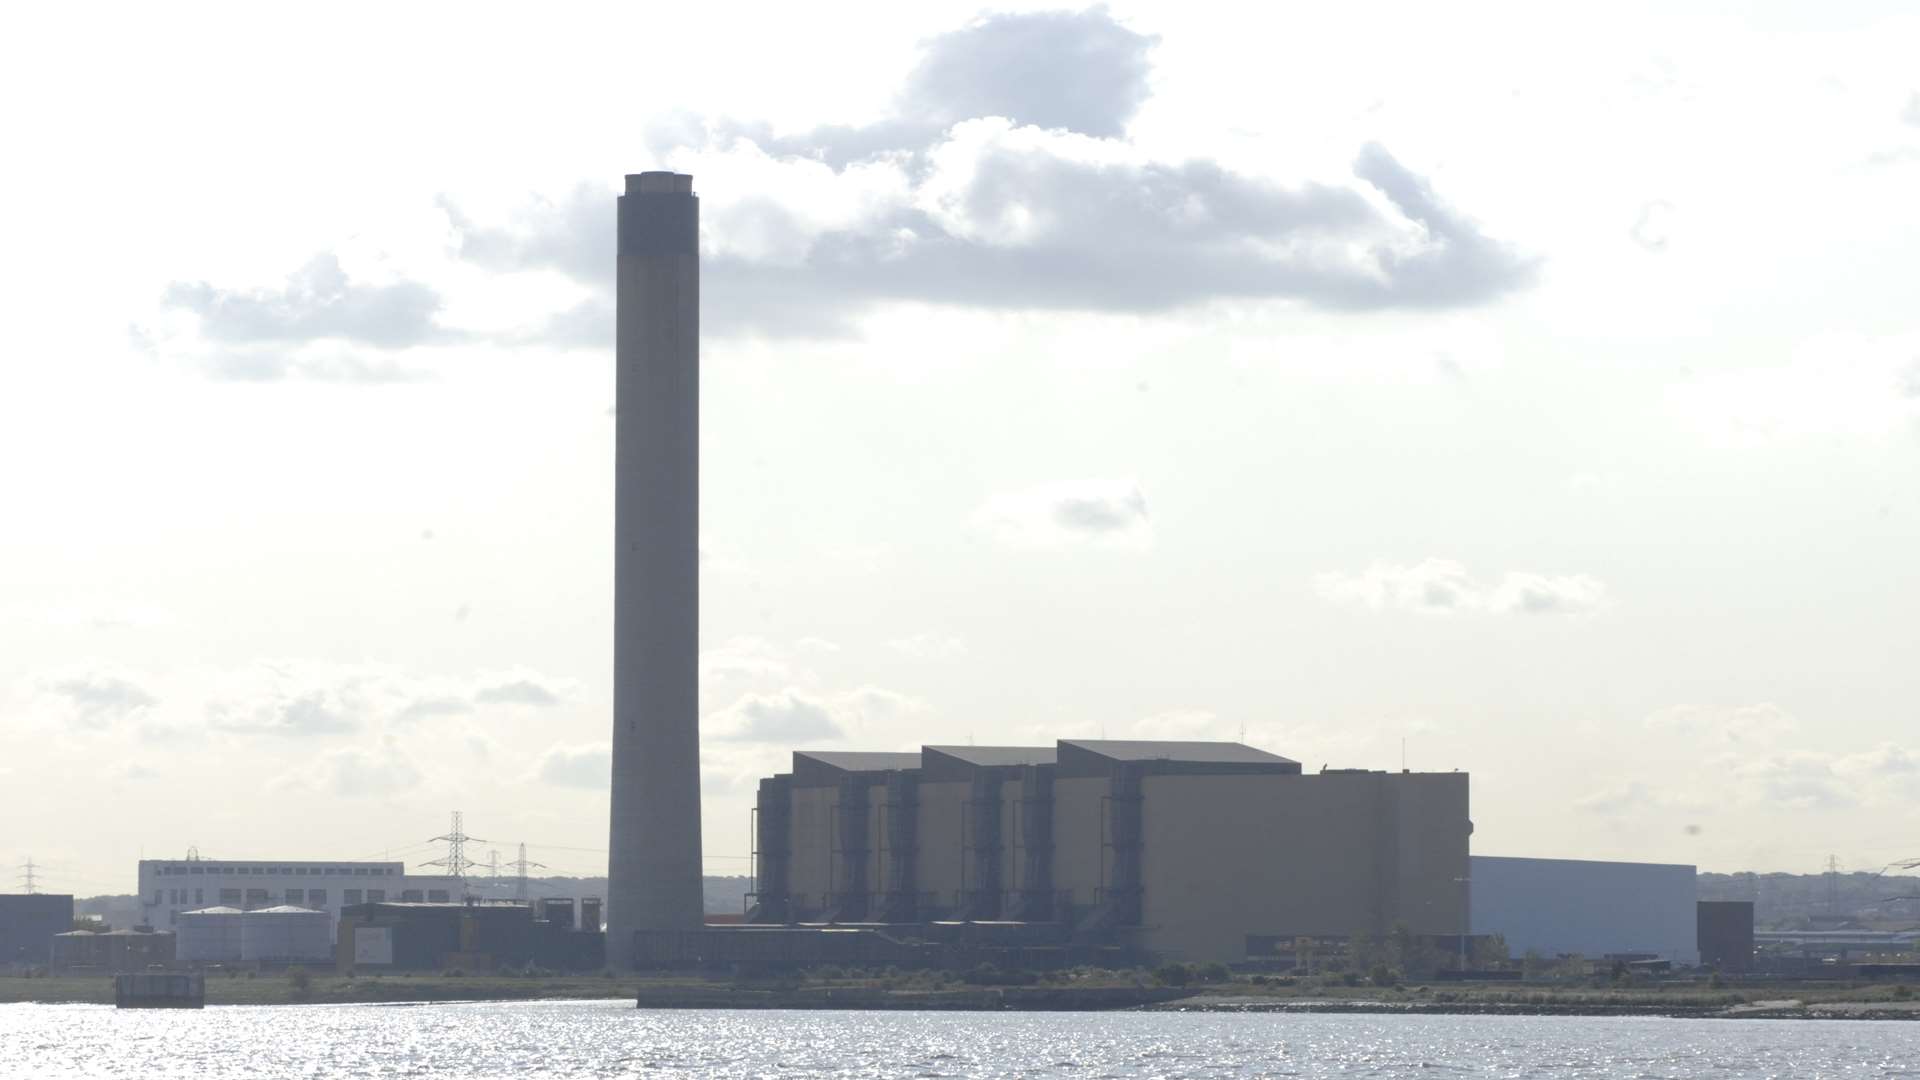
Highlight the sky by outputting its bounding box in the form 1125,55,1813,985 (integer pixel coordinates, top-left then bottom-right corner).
3,1,1919,898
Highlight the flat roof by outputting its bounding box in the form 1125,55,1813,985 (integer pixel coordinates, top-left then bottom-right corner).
1470,855,1697,873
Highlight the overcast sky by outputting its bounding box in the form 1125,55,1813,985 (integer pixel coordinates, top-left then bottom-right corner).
4,1,1919,897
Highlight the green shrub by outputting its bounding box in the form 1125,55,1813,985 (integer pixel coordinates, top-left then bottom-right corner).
1153,963,1192,988
1369,964,1398,988
1197,962,1231,984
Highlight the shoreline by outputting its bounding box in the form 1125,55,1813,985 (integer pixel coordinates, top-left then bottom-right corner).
1150,995,1920,1021
6,977,1918,1020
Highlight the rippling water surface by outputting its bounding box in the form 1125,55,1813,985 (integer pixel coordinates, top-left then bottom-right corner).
5,1000,1919,1077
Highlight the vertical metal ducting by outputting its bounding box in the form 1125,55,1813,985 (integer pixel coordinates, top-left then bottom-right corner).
880,771,919,922
831,775,871,922
1012,764,1055,921
749,775,792,923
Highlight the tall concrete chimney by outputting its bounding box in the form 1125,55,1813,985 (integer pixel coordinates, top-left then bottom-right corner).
607,171,703,967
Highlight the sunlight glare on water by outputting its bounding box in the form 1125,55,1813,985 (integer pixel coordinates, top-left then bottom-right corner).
4,1001,1920,1078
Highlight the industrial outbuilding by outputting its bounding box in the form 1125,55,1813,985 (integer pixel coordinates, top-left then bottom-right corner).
721,739,1471,966
1,893,74,968
176,907,244,963
1697,900,1755,973
336,901,605,973
1470,855,1699,965
172,905,333,965
49,928,176,973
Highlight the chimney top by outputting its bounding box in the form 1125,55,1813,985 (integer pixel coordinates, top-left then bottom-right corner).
626,172,693,195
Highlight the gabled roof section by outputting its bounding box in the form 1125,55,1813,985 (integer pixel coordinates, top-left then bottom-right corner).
1056,739,1301,778
921,745,1057,782
792,750,923,787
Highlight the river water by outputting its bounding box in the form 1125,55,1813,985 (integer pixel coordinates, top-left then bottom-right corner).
4,999,1917,1077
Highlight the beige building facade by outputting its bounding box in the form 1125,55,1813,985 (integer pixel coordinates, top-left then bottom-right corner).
749,740,1470,963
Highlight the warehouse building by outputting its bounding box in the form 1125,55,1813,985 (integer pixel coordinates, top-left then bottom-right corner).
49,928,175,973
1697,900,1755,973
137,858,464,936
1470,855,1699,965
726,739,1471,966
336,900,604,972
176,905,333,965
1,893,75,968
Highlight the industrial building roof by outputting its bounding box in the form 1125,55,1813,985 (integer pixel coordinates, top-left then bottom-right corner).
1056,739,1302,777
920,745,1057,782
924,746,1057,767
795,750,924,771
791,750,923,787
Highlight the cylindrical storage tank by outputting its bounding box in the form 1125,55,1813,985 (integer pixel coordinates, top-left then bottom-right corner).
177,907,245,964
239,906,332,962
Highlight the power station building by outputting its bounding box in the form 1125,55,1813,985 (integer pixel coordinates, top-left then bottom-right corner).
735,740,1470,964
598,172,1473,969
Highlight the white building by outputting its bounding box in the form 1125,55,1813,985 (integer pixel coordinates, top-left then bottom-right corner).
1470,855,1698,965
137,858,465,938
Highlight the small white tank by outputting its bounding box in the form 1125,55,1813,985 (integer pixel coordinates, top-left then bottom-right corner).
239,906,332,962
177,907,244,963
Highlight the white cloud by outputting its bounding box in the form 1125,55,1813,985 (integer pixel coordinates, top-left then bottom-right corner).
431,9,1531,345
41,605,176,631
1664,332,1920,448
700,636,795,687
36,669,159,729
534,742,610,789
975,478,1152,550
1315,560,1608,616
1131,709,1225,740
1591,707,1917,821
886,633,968,660
1728,752,1854,812
1833,742,1919,778
209,689,358,735
473,671,571,707
707,689,846,743
279,738,424,798
1487,572,1610,616
1644,703,1800,745
1574,780,1659,816
706,684,931,746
